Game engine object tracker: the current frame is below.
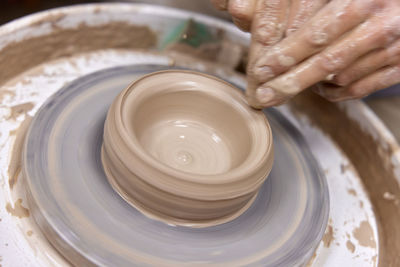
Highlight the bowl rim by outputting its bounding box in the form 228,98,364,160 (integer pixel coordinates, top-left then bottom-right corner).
113,70,274,185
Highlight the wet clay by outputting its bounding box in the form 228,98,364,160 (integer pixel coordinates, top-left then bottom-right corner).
346,240,356,253
6,199,30,219
0,21,156,87
290,91,400,267
7,103,34,121
322,225,334,248
353,220,376,249
102,70,274,227
8,116,32,189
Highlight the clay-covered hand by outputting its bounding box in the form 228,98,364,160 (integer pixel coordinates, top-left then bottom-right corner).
210,0,326,33
210,0,328,107
248,0,400,108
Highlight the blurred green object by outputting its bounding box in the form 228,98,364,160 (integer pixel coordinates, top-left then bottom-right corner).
161,19,217,49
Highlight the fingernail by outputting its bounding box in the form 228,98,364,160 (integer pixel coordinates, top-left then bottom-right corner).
254,65,275,81
256,87,276,104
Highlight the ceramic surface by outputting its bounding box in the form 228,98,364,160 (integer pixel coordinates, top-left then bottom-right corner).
23,65,329,266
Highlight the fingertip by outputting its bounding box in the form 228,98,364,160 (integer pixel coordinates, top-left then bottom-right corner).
255,86,286,107
256,87,275,103
245,90,263,109
228,0,255,22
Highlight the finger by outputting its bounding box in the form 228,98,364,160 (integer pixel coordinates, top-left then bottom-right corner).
228,0,257,32
252,0,382,84
210,0,229,10
253,14,400,107
318,64,400,102
246,0,290,107
333,37,400,86
251,0,290,46
286,0,328,36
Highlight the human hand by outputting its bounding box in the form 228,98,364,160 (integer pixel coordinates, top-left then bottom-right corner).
210,0,326,33
247,0,400,108
210,0,328,107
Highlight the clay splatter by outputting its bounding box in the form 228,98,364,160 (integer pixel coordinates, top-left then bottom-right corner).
5,199,30,218
8,116,32,190
27,230,33,236
8,102,34,120
383,192,399,205
383,191,396,200
346,240,355,253
347,189,357,196
372,255,377,266
353,221,376,248
9,129,17,136
322,225,334,247
0,89,15,103
8,166,20,190
340,163,351,174
305,250,317,267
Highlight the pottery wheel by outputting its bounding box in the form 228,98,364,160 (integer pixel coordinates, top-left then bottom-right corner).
23,65,329,266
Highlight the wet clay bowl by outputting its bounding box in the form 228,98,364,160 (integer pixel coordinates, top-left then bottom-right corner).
102,70,274,227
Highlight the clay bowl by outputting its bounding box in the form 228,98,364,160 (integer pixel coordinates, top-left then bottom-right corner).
101,70,274,227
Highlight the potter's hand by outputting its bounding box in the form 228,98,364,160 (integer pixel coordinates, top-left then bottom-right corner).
210,0,326,33
248,0,400,108
210,0,327,107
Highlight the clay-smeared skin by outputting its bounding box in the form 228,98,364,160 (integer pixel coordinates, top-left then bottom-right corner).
245,0,400,107
210,0,328,108
211,0,327,33
102,70,274,227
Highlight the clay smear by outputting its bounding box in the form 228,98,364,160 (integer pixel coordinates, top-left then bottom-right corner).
290,92,399,266
347,188,357,196
6,199,30,218
8,116,32,189
322,225,334,247
0,21,156,87
8,103,34,120
346,240,356,253
0,90,15,103
353,221,376,249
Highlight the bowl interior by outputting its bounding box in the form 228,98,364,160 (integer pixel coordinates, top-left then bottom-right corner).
131,89,252,175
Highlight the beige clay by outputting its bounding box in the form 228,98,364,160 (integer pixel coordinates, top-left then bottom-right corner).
102,70,274,227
